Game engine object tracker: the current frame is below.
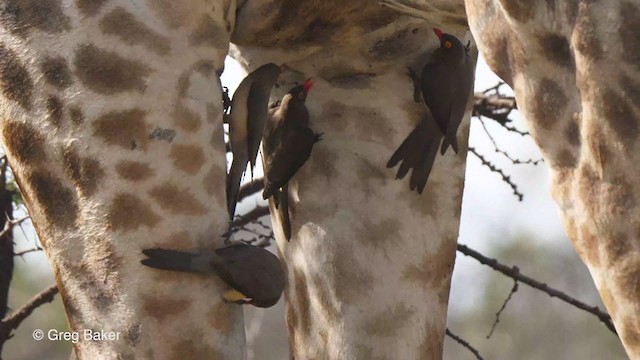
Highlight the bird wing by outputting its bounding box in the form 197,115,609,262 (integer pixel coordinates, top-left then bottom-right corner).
264,127,315,197
213,245,285,300
420,60,453,136
442,54,475,154
246,82,270,172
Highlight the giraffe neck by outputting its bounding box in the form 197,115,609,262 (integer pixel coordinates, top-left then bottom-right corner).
0,0,242,357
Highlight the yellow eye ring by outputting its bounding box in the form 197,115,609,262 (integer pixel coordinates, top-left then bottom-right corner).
445,41,453,49
298,92,305,99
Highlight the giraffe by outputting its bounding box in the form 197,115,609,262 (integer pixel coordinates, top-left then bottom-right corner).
462,0,640,357
0,0,246,358
0,1,636,360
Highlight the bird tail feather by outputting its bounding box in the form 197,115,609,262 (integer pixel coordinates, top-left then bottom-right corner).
141,248,204,273
227,158,246,219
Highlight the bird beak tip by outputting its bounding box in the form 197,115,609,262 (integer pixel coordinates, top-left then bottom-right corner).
433,28,443,39
303,78,314,92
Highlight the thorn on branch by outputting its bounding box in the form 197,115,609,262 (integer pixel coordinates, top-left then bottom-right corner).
487,280,519,339
478,119,543,166
468,147,524,201
446,328,484,360
456,243,618,335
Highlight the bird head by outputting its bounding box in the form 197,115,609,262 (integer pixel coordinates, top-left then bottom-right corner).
433,28,467,62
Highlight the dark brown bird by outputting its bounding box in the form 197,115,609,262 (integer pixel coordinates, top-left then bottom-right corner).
262,79,320,240
387,29,474,194
141,243,285,308
227,63,281,219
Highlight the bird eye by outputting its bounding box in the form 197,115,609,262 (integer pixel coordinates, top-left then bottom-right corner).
298,92,305,99
445,41,453,49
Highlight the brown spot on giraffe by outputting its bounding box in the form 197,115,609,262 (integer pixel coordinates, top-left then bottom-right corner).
369,29,414,60
76,0,109,16
93,109,149,150
0,0,71,37
40,56,73,89
206,302,236,337
142,295,189,321
311,276,340,325
400,180,442,219
74,44,152,95
552,148,578,168
529,77,568,129
619,74,640,109
419,324,443,360
355,158,387,198
292,267,312,341
170,144,205,175
403,238,456,297
108,193,161,231
617,259,640,301
361,218,401,254
99,7,171,56
565,113,581,147
364,304,414,337
202,164,225,204
326,243,374,303
74,264,117,312
62,146,104,197
621,319,640,353
69,106,84,125
619,2,640,70
189,15,228,49
604,231,630,264
27,170,78,229
170,334,222,360
148,182,208,215
573,1,602,61
577,226,601,267
325,73,375,89
2,122,46,164
320,101,349,132
538,33,574,70
599,87,638,144
480,28,526,86
173,104,202,132
116,161,154,182
497,0,535,22
46,96,64,128
0,44,33,110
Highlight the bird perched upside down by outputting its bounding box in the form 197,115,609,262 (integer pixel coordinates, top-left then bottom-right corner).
387,28,474,194
227,63,282,220
262,79,321,240
141,243,285,308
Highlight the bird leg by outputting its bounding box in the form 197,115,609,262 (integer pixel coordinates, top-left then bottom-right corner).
406,67,422,103
314,132,324,143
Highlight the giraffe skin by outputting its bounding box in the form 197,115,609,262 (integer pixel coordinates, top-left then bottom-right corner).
231,1,473,358
462,0,640,357
0,0,245,358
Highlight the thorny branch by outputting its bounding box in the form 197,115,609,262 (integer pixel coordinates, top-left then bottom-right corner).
487,280,519,339
468,147,524,201
457,243,617,334
446,328,484,360
0,284,59,352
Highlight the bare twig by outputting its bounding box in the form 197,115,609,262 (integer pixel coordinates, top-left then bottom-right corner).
231,206,270,229
487,280,519,339
478,120,543,166
457,243,617,335
0,216,30,239
0,284,59,352
13,247,43,257
468,147,523,201
238,179,265,202
446,328,484,360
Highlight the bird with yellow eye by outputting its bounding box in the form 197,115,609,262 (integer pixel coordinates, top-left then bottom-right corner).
387,28,474,194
